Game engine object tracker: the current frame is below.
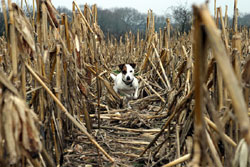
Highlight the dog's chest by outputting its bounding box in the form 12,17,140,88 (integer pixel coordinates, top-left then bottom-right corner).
117,86,135,96
116,79,135,91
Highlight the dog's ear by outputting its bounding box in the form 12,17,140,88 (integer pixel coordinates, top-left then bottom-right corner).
118,64,125,71
130,63,136,69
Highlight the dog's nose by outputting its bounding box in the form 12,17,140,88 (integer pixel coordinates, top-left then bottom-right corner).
127,76,131,81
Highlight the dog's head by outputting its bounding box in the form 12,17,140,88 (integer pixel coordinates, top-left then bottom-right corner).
119,63,136,83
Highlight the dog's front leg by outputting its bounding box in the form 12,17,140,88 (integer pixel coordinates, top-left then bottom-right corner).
125,97,132,109
133,87,139,99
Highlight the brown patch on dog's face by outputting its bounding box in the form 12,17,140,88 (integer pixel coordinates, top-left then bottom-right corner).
119,64,127,74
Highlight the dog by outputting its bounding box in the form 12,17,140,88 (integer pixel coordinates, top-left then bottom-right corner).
110,63,139,108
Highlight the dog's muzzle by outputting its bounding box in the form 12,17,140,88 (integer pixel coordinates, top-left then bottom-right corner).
123,78,134,86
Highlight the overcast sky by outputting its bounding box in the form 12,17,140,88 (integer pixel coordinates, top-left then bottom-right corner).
15,0,250,16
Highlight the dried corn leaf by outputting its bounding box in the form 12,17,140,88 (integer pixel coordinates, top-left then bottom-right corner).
1,90,42,164
79,81,89,97
2,92,18,164
0,71,21,97
12,3,35,52
93,23,104,42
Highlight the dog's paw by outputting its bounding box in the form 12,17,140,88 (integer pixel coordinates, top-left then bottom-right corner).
127,103,132,109
133,95,138,100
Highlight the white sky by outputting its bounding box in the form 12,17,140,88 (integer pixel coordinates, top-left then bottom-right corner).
14,0,250,16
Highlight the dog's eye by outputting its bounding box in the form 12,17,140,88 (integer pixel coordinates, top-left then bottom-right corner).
122,71,126,74
130,70,133,73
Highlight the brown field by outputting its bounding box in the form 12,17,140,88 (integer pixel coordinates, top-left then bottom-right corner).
0,0,250,166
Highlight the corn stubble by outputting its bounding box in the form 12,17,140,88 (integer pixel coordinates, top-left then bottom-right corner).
0,0,250,166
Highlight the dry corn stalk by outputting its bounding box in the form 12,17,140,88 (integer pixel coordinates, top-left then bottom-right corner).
0,72,42,165
197,4,250,144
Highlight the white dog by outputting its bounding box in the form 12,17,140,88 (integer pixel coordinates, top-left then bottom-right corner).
110,64,139,107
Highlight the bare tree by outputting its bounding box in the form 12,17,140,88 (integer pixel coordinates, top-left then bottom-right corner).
172,4,192,33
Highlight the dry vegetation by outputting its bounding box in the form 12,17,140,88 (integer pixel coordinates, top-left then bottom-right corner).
0,0,250,166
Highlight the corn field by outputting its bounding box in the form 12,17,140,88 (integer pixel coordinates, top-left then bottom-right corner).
0,0,250,166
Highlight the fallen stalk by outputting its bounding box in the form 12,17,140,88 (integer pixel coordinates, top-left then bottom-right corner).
25,62,115,163
92,125,168,133
205,117,237,147
139,76,166,103
162,154,191,167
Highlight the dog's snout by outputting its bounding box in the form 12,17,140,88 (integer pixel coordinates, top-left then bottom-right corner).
127,76,131,80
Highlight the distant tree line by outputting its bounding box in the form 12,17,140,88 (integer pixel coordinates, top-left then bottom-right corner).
0,10,5,36
0,4,249,38
56,5,189,38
